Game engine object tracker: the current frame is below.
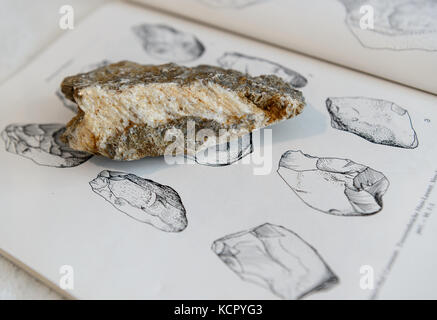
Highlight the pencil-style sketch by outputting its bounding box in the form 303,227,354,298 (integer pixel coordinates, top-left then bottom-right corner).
338,0,437,51
1,123,92,168
132,24,205,62
218,52,307,88
212,223,339,300
199,0,269,8
89,170,188,232
277,150,389,216
187,133,253,166
56,60,112,112
326,97,418,149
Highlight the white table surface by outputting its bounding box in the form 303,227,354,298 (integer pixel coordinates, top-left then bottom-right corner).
0,0,109,299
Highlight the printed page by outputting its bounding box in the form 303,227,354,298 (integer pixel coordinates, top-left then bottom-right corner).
133,0,437,95
0,1,436,299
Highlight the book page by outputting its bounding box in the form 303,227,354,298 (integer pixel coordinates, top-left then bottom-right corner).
134,0,437,95
0,1,436,299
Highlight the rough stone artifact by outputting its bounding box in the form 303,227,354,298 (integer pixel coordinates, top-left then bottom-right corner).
90,170,188,232
278,150,389,216
56,60,112,113
61,61,305,160
1,123,92,168
326,97,418,149
212,223,339,300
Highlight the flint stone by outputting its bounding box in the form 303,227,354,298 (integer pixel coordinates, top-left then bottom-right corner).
61,61,305,160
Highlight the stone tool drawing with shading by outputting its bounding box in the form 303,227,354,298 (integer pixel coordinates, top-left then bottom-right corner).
132,24,205,62
326,97,418,149
218,52,307,88
277,150,389,216
1,123,92,168
90,170,188,232
186,133,253,166
212,223,339,300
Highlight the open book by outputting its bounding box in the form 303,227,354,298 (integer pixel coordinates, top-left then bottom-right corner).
138,0,437,95
0,0,436,299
